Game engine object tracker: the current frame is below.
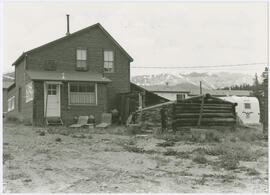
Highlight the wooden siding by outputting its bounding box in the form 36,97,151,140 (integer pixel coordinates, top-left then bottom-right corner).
26,26,130,111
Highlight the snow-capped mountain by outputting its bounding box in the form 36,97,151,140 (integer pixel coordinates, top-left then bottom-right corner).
131,72,254,89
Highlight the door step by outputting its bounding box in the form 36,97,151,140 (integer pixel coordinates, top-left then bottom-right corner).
46,117,63,126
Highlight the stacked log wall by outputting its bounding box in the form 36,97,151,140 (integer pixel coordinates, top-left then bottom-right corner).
172,95,237,130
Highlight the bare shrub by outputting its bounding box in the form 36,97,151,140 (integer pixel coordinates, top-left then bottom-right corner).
39,131,45,136
6,116,20,124
192,147,207,154
157,141,175,147
219,154,239,170
216,174,236,183
246,168,260,176
154,133,185,142
35,148,50,154
176,152,190,159
71,134,86,138
195,175,207,185
163,149,178,156
6,173,26,180
204,145,226,156
151,155,170,167
3,153,14,164
205,130,221,142
55,137,62,142
193,154,208,164
235,128,265,142
206,142,261,161
179,170,192,176
123,145,144,153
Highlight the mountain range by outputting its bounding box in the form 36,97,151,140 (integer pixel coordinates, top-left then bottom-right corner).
131,72,254,89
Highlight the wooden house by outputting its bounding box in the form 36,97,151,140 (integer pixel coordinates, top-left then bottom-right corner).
6,21,133,126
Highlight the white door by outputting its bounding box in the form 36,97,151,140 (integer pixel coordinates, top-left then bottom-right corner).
45,84,60,117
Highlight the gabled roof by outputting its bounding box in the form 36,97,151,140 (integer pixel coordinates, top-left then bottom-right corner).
130,82,170,102
26,70,111,83
13,23,133,66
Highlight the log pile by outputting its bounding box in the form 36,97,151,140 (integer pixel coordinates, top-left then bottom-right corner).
134,102,174,131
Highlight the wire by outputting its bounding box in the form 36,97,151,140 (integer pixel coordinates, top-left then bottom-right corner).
27,56,267,70
131,62,268,69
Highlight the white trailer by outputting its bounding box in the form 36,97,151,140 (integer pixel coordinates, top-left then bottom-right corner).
220,96,260,125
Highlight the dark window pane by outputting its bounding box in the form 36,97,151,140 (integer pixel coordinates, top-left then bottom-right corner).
70,85,78,92
79,85,86,92
86,84,95,92
244,103,251,109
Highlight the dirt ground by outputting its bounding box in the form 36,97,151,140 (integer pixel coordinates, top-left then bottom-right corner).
3,122,269,193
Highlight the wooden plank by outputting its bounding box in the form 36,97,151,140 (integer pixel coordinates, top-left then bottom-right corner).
197,95,205,126
174,113,235,118
173,108,233,114
174,117,235,122
176,103,232,107
175,105,232,110
174,121,236,127
200,109,233,113
134,101,174,113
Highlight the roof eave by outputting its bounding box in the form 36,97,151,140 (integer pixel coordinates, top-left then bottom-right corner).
12,52,26,66
30,78,111,83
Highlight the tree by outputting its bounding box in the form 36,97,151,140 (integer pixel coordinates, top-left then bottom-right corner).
253,73,260,97
261,67,268,80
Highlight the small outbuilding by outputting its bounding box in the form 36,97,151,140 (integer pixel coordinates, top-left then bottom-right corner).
172,93,237,130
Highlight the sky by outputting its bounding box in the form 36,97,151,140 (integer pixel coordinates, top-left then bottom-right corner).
2,1,268,77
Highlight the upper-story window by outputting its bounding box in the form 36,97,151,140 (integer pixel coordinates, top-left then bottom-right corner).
244,103,251,109
76,48,87,70
104,50,114,73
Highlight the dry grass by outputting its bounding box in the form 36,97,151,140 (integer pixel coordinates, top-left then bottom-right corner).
193,154,208,164
219,154,239,170
157,141,175,147
246,168,261,176
216,174,237,183
3,153,14,164
163,149,178,156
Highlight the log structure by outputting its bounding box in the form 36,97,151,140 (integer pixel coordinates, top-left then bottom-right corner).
172,93,237,130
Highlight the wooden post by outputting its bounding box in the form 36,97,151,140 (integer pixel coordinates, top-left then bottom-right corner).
44,82,49,125
263,78,268,134
172,103,176,132
197,95,205,126
200,81,202,95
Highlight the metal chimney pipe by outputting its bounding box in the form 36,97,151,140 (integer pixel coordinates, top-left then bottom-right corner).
66,14,70,36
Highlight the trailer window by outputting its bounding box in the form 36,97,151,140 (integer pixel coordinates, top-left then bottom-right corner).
244,103,251,109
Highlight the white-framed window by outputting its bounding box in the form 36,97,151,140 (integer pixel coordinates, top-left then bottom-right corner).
8,96,15,112
76,48,87,70
104,50,114,73
25,82,33,103
69,82,97,105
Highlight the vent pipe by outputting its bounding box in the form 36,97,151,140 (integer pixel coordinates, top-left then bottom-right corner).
66,14,70,36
